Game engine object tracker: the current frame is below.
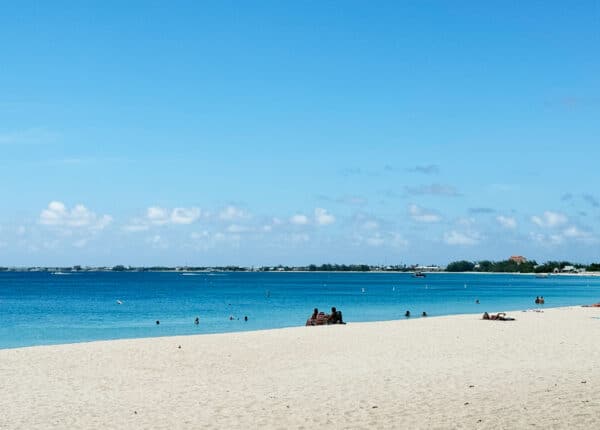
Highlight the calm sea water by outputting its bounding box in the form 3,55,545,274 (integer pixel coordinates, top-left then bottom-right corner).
1,271,599,349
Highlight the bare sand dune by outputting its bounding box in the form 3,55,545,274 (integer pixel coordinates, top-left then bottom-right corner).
3,306,600,429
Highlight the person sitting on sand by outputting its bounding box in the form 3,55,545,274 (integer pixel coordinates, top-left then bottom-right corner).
327,307,345,324
316,311,329,325
306,308,319,326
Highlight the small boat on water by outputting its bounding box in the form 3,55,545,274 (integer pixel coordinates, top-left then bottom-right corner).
52,271,71,275
535,273,550,278
413,271,426,278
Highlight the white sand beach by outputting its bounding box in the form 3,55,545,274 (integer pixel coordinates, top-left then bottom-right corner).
3,306,600,429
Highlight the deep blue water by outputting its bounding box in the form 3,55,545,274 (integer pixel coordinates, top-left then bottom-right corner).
1,271,600,349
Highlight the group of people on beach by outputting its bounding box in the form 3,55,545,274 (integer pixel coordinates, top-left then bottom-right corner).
535,296,545,305
306,307,345,325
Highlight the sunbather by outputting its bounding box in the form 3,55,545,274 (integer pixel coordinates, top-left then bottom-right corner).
483,312,515,321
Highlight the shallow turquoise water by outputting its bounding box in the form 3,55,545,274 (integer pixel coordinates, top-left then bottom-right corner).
1,271,599,349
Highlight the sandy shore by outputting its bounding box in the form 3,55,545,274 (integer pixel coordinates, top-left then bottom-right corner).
3,307,600,429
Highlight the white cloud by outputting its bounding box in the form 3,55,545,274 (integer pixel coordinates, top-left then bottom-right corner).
146,207,170,225
409,204,441,223
314,208,335,226
125,206,202,231
496,215,517,229
529,225,596,247
39,201,112,230
170,207,201,224
290,214,309,225
531,211,568,228
219,205,248,221
443,230,481,246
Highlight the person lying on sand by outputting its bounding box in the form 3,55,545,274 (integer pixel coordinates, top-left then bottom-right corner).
482,312,515,321
582,303,600,308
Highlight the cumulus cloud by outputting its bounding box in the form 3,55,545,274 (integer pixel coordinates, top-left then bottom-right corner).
219,205,248,221
409,204,441,223
405,183,460,197
496,215,517,229
290,214,309,225
530,225,595,246
147,206,201,225
125,206,202,231
443,231,481,246
314,208,335,226
531,211,568,228
170,207,202,224
39,201,112,230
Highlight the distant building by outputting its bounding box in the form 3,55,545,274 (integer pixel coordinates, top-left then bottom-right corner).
509,255,527,264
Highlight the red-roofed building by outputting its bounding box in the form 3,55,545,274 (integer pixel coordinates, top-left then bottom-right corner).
509,255,527,264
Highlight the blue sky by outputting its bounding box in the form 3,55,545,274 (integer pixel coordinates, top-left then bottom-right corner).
1,1,599,266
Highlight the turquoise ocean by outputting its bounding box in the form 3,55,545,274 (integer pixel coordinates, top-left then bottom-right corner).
1,271,599,349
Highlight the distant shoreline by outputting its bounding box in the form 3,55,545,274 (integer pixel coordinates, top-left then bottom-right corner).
2,269,600,276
